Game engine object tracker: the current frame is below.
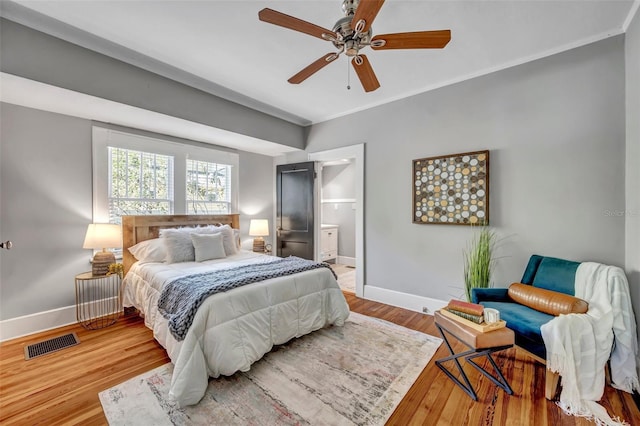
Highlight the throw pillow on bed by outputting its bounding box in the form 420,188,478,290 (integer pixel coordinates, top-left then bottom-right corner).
201,225,238,256
233,229,241,251
128,238,167,263
161,228,197,263
191,233,227,262
218,225,238,256
160,225,238,263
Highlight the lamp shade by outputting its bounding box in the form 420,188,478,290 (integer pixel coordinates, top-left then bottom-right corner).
249,219,269,237
83,224,122,250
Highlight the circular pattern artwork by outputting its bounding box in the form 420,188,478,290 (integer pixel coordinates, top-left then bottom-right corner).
413,151,489,225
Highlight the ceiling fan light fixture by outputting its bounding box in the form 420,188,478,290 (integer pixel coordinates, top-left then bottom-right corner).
345,40,359,57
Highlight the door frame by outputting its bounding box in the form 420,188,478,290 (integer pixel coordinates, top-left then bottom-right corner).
309,144,364,297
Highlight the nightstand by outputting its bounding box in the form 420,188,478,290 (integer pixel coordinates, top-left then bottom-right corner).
75,272,122,329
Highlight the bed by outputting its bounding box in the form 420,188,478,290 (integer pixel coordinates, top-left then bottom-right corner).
121,214,350,406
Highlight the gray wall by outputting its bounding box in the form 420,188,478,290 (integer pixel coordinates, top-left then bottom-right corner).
321,163,356,258
0,103,93,320
626,12,640,329
0,18,305,150
305,36,627,302
238,151,275,250
0,103,275,320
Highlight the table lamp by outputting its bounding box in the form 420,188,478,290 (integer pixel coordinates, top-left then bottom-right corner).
249,219,269,253
83,223,122,276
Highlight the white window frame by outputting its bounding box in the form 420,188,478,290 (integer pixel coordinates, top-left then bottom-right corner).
92,126,239,223
186,159,233,215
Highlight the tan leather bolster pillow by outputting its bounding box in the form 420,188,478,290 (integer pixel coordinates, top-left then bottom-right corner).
508,283,589,316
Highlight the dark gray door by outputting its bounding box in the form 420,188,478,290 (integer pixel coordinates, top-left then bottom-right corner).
276,161,315,259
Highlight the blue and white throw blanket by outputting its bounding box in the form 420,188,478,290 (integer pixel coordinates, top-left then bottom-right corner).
158,256,337,341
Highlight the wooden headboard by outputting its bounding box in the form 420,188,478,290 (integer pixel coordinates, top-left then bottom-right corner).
122,214,240,275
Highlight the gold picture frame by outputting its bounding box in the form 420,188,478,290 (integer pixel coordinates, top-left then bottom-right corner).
412,150,489,225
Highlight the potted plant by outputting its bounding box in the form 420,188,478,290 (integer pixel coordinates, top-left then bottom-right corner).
107,262,124,279
463,226,497,302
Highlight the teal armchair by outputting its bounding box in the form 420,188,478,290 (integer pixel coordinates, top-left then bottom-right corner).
471,255,582,398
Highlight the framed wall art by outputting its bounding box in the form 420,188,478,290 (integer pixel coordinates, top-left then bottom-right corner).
412,150,489,225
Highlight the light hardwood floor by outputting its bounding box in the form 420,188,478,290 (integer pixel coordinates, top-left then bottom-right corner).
1,294,638,425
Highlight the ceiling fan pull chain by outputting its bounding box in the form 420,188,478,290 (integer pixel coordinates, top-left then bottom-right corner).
347,58,351,90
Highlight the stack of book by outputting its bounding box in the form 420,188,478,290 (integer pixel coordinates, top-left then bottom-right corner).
443,299,485,324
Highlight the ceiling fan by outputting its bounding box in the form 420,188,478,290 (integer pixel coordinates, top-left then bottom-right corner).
258,0,451,93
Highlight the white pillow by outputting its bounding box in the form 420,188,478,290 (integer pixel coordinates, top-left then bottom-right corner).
128,238,166,264
200,225,238,256
160,228,196,263
233,229,241,250
160,225,238,263
218,225,238,256
191,233,226,262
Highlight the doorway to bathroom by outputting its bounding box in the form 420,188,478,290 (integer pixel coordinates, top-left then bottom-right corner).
309,144,364,297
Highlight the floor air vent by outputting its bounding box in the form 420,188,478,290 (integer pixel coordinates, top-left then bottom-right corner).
24,332,80,360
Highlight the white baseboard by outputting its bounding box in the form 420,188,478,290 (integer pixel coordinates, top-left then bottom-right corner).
363,285,448,315
337,256,356,267
0,297,120,342
0,305,77,342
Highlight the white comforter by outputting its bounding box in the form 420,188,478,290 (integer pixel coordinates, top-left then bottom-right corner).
122,251,350,406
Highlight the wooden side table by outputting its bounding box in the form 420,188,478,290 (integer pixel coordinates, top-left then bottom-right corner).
434,310,515,400
75,272,122,329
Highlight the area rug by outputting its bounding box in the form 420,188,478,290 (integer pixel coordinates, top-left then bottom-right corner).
99,312,441,426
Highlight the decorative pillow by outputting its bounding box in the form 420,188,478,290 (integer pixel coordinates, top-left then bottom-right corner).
160,225,238,263
160,228,197,263
220,225,238,256
128,238,166,264
191,233,226,262
233,229,241,250
508,283,589,316
199,225,238,256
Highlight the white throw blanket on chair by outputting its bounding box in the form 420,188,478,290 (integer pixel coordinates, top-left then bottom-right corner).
540,262,639,425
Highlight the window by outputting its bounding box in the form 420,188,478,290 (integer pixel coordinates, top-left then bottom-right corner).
93,127,238,224
186,159,232,214
108,147,174,222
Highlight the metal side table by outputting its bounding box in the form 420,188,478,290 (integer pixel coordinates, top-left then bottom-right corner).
75,272,122,329
434,310,515,400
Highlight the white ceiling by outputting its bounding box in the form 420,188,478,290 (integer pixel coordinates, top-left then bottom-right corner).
5,0,639,126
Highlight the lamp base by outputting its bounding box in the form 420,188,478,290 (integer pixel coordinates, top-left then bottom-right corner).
92,250,116,276
252,237,265,253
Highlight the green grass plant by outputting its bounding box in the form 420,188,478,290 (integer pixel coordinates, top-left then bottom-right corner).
463,226,497,302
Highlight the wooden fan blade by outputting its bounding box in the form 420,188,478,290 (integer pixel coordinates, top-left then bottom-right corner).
371,30,451,50
351,55,380,92
288,53,339,84
259,8,337,41
350,0,386,33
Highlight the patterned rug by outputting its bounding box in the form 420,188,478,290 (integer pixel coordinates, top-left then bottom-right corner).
99,312,441,426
